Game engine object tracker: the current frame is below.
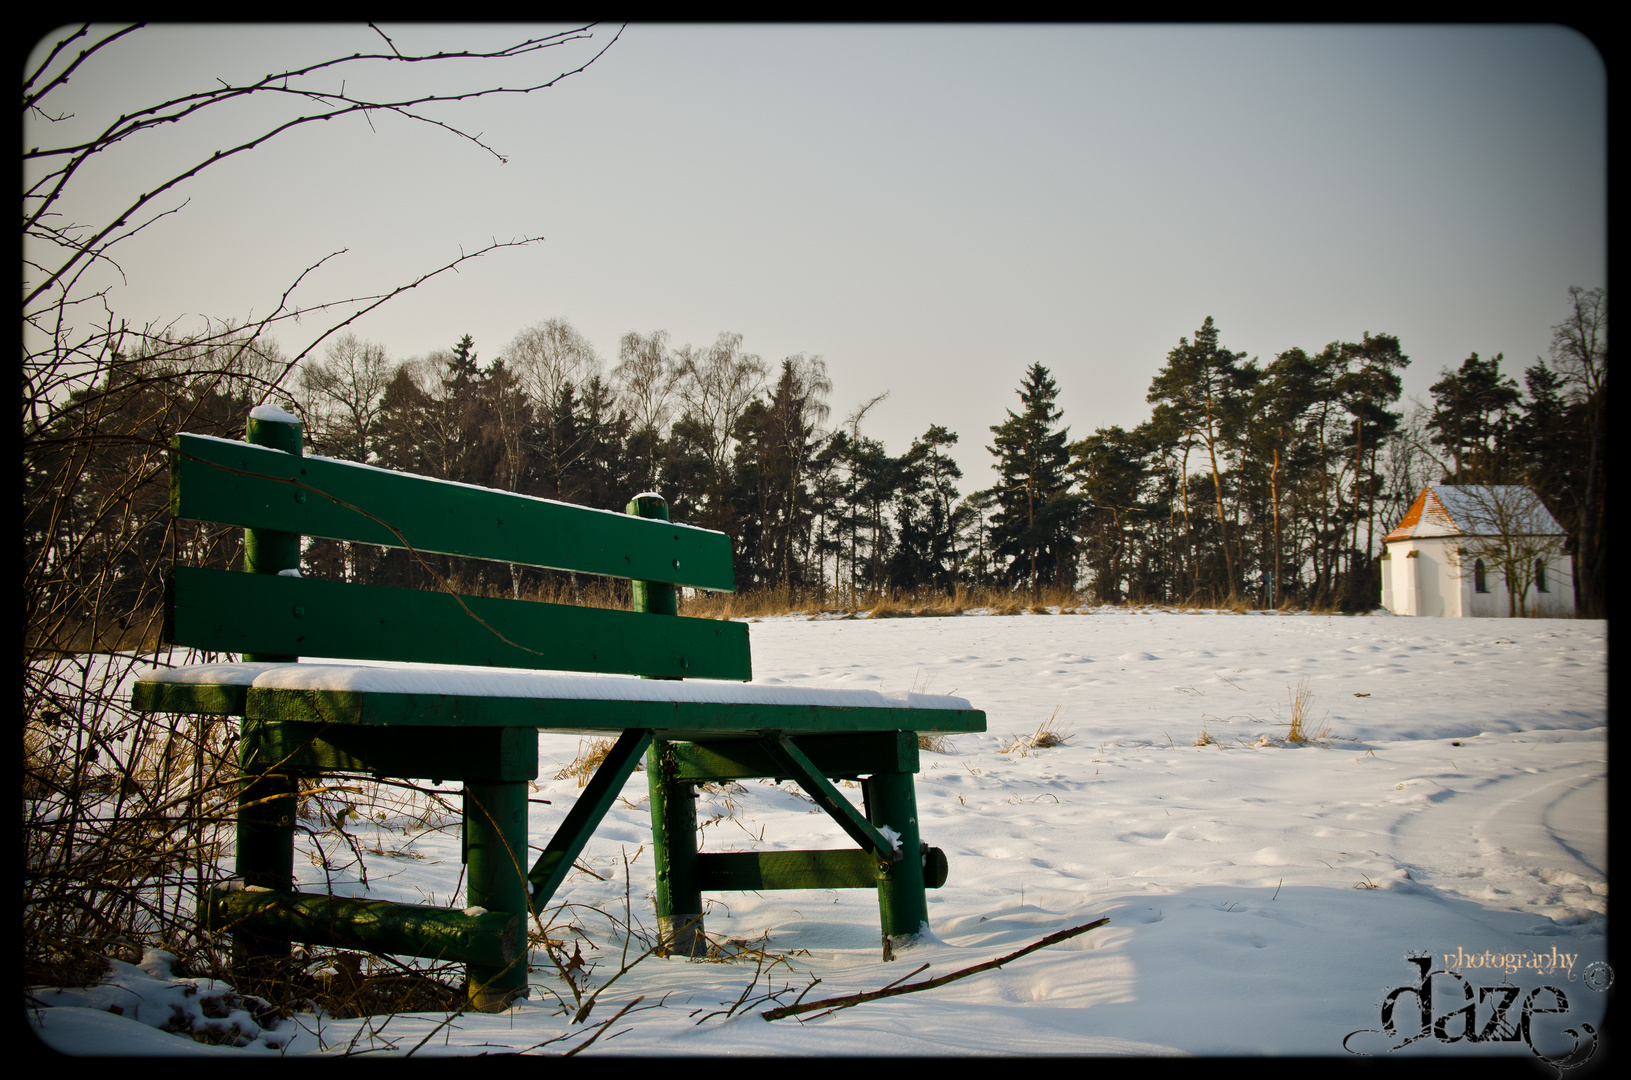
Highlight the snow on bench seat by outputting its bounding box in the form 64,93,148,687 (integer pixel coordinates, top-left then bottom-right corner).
134,661,975,713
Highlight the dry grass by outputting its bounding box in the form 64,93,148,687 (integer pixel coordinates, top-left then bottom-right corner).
274,950,467,1020
1283,678,1335,745
664,582,1369,621
674,582,1109,621
1000,708,1071,756
555,738,620,787
427,577,1356,622
680,582,812,620
449,573,634,611
917,733,956,753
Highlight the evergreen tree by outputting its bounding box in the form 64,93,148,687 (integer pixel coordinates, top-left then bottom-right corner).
1071,425,1148,604
1146,318,1255,601
657,411,725,533
886,425,967,591
376,361,436,478
987,363,1079,594
578,374,634,509
1427,352,1521,482
1333,332,1409,607
846,434,901,591
535,378,630,506
447,334,480,394
805,433,849,596
1242,346,1326,607
752,357,832,587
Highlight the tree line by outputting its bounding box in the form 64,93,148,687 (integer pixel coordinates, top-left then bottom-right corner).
1036,288,1604,617
288,321,969,600
26,290,1605,623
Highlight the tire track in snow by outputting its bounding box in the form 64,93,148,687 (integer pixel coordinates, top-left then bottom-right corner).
1385,757,1606,925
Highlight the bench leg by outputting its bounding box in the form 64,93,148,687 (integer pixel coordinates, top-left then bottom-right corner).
646,738,706,957
464,779,531,1011
232,722,296,995
865,771,930,958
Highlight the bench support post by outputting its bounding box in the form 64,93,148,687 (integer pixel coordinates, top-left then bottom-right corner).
628,494,709,958
647,738,706,956
865,771,931,958
232,723,297,992
463,779,531,1011
230,412,303,993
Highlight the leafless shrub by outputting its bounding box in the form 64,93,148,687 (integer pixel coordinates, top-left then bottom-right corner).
22,22,621,998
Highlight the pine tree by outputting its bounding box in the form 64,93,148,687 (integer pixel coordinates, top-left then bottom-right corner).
1242,346,1327,607
987,364,1079,594
1427,352,1521,483
1071,424,1148,604
1333,332,1409,607
887,424,966,591
1146,317,1255,602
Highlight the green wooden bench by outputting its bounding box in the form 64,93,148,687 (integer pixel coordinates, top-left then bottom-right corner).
132,409,985,1011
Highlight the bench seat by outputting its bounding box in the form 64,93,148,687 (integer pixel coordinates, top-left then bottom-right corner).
133,661,983,739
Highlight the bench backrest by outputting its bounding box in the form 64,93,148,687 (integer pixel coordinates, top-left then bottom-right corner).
164,416,752,681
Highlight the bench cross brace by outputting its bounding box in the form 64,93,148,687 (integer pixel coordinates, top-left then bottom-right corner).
527,728,653,912
759,734,902,862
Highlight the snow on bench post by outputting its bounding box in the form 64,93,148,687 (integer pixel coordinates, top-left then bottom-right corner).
628,493,707,957
242,404,303,662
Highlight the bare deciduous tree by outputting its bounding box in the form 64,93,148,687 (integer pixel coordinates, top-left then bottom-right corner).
505,319,606,496
298,333,397,463
1448,485,1572,617
676,331,769,476
506,318,605,415
614,329,680,476
1545,286,1607,617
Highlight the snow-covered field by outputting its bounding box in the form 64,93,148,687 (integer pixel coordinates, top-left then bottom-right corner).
29,610,1610,1060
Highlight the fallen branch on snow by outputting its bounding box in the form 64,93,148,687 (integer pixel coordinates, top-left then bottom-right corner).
761,916,1110,1021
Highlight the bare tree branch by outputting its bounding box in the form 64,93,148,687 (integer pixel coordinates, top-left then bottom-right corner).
761,917,1110,1021
23,23,620,307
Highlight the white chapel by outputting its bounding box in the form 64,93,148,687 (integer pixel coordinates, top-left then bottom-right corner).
1379,485,1573,618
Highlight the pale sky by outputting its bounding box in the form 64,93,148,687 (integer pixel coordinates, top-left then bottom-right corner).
26,23,1606,492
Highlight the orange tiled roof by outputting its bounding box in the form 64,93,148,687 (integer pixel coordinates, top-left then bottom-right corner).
1384,485,1563,542
1384,488,1457,542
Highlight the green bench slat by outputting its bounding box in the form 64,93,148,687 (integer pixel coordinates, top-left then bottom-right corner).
697,849,881,891
132,679,248,716
241,719,539,782
244,686,985,739
172,433,737,590
695,850,949,891
673,731,919,780
166,565,752,681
